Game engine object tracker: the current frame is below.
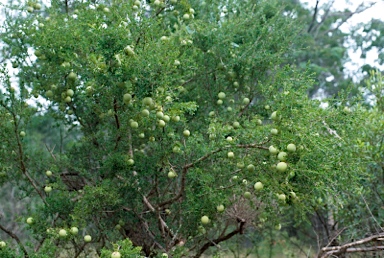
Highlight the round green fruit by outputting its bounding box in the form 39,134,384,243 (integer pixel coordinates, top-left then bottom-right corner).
20,131,26,137
276,162,287,172
70,227,79,235
227,152,234,158
254,182,263,191
84,235,92,242
59,229,67,238
66,89,74,97
46,170,52,177
67,72,77,81
123,93,132,104
226,136,233,142
269,146,278,155
64,96,72,103
0,241,6,248
182,13,190,20
44,186,52,193
271,111,278,121
156,111,164,119
277,152,287,161
216,204,225,212
163,115,170,122
244,191,252,199
172,115,180,122
111,252,121,258
158,120,166,127
233,121,240,129
183,130,190,137
217,99,223,105
218,92,226,99
45,90,53,98
141,109,150,117
270,128,278,135
130,121,139,128
287,143,296,152
278,194,286,202
142,97,153,106
243,98,250,105
168,171,177,178
201,215,210,224
26,217,34,225
127,159,134,165
247,164,255,172
198,225,206,234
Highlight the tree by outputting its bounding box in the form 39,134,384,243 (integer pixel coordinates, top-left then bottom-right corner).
0,0,370,257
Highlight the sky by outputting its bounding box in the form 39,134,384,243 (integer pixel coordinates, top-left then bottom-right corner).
300,0,384,80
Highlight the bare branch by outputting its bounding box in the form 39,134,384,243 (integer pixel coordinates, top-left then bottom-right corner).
0,223,29,257
319,233,384,258
308,0,320,33
193,219,246,258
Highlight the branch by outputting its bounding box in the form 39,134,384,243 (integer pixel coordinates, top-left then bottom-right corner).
323,2,377,35
307,0,320,33
0,223,29,257
156,142,268,208
193,219,246,258
319,233,384,258
113,98,121,150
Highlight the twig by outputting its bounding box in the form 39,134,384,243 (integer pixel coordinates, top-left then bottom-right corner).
0,223,29,257
307,0,320,33
193,219,246,257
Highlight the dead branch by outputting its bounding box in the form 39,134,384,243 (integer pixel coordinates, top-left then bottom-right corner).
319,233,384,258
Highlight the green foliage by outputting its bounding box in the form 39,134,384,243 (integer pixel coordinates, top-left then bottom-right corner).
0,0,379,257
100,239,143,258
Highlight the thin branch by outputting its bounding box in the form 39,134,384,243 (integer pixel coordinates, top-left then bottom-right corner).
361,194,383,232
0,223,29,257
308,0,320,33
156,142,268,208
319,233,384,258
193,219,246,258
323,2,377,35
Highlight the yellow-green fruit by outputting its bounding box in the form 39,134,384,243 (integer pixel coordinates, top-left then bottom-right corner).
217,204,225,212
70,227,79,235
277,152,287,161
183,130,190,137
59,229,67,238
123,93,132,104
287,143,296,152
254,182,263,191
66,89,74,97
20,131,26,137
244,191,252,199
67,72,77,81
201,215,210,224
270,128,278,135
218,92,226,99
233,121,240,129
84,235,92,242
26,217,34,224
269,146,278,155
276,162,287,172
